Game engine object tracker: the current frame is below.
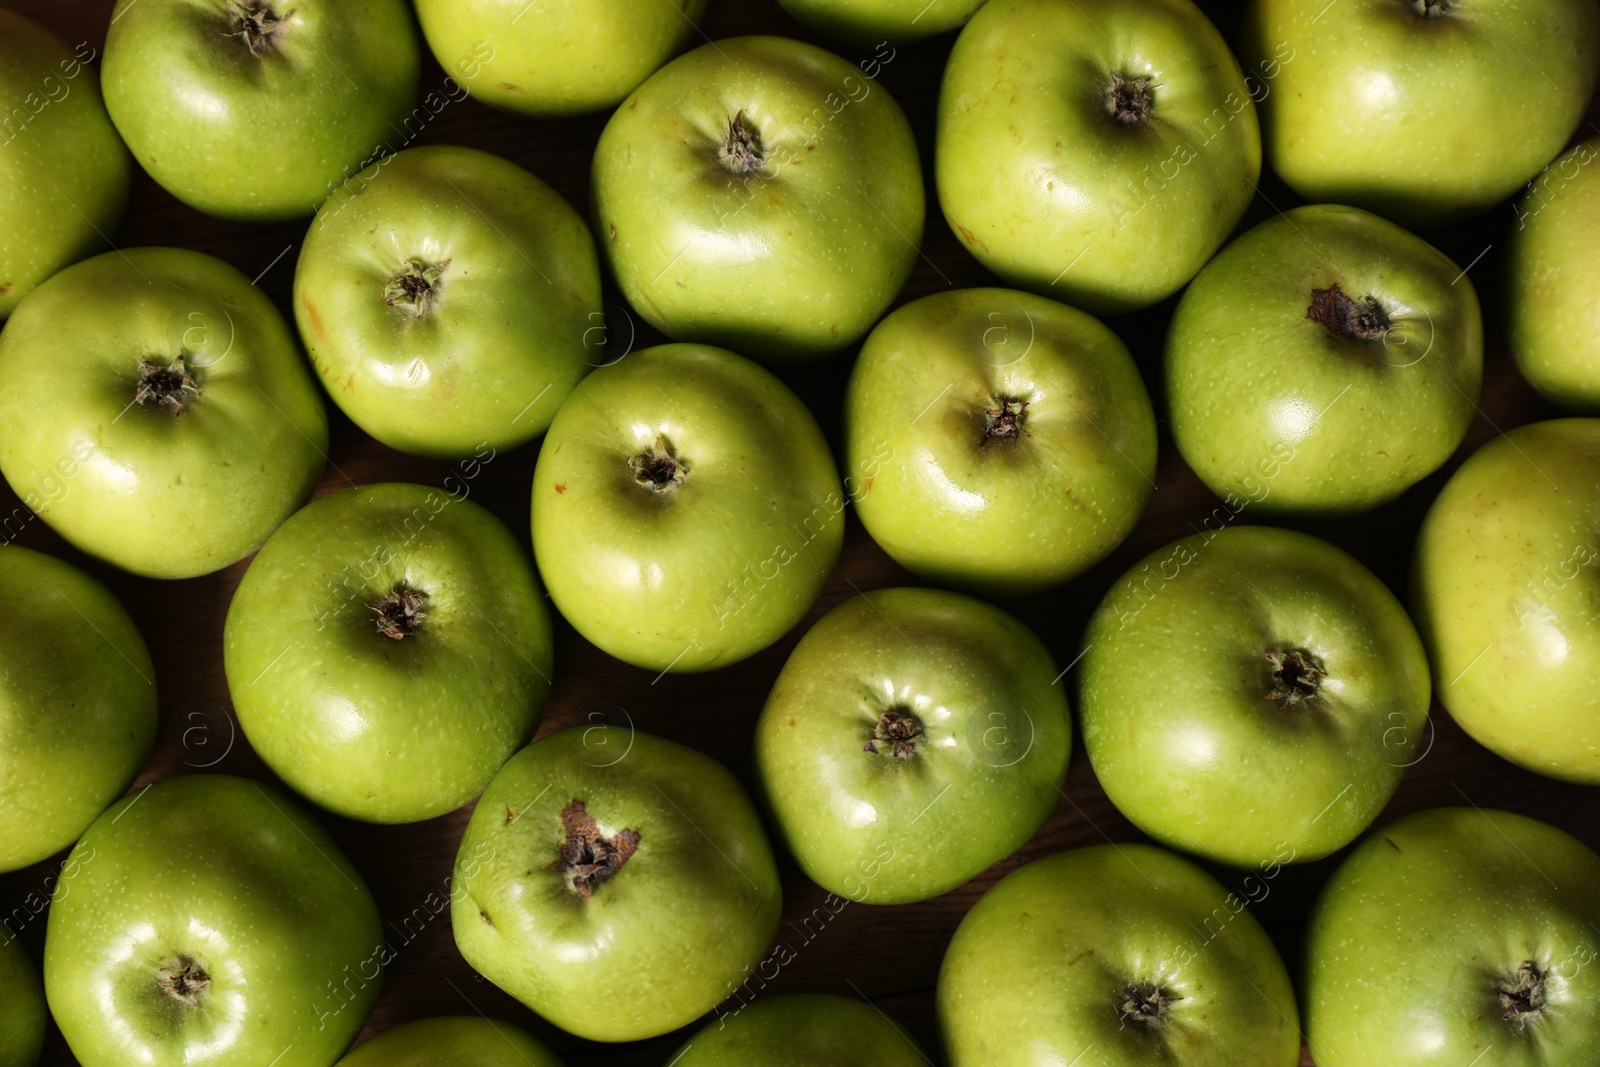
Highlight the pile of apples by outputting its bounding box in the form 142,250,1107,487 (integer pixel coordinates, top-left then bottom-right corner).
3,0,1600,1065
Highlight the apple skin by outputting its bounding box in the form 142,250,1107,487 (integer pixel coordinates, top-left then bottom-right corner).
938,843,1301,1067
44,774,385,1067
1412,419,1600,784
777,0,982,44
1166,204,1482,516
1243,0,1600,228
0,248,328,579
1304,807,1600,1066
1081,526,1429,868
0,547,157,873
295,145,602,459
1508,137,1600,410
592,36,924,364
844,288,1156,596
103,0,421,221
532,343,843,673
937,0,1260,315
0,12,131,318
450,726,782,1043
224,482,553,823
415,0,707,117
336,1017,563,1067
755,587,1071,904
669,993,928,1066
0,936,45,1067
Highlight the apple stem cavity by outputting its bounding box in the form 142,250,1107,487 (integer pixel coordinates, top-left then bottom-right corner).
629,436,689,493
134,354,200,416
983,397,1028,442
555,799,640,901
384,260,449,319
371,583,428,640
1498,961,1548,1027
718,111,766,176
1119,983,1181,1027
222,0,290,57
864,708,923,759
1106,74,1155,127
157,957,210,1007
1263,649,1326,709
1306,284,1392,342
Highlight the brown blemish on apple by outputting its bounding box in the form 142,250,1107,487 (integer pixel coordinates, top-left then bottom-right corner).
555,799,640,900
1066,948,1095,967
954,223,988,253
0,282,11,296
608,223,617,240
505,805,516,824
301,293,325,339
1306,283,1390,342
499,83,527,93
554,482,567,494
1384,836,1402,852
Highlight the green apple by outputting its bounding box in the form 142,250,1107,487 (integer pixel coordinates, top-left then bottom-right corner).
336,1017,562,1067
103,0,421,221
1304,807,1600,1066
844,288,1155,596
415,0,706,117
939,843,1301,1067
225,482,553,823
1166,204,1482,515
0,248,328,579
1412,418,1600,783
1508,136,1600,410
295,145,602,458
777,0,981,43
451,726,782,1042
0,935,45,1067
0,546,157,872
44,774,384,1067
1244,0,1600,228
937,0,1260,315
1081,526,1429,867
0,12,131,318
755,587,1071,904
670,993,928,1065
592,36,923,363
532,343,843,673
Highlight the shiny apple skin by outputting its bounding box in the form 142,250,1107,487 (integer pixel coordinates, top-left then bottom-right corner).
336,1017,563,1067
1304,807,1600,1066
43,775,384,1067
295,145,602,458
531,343,843,673
1413,419,1600,783
0,935,45,1067
450,727,782,1043
0,11,131,318
938,843,1301,1067
0,248,328,579
1166,204,1481,516
754,587,1071,904
936,0,1260,315
845,288,1155,597
1081,526,1430,867
592,36,924,364
416,0,706,117
103,0,421,221
0,547,157,872
669,993,929,1066
1244,0,1600,228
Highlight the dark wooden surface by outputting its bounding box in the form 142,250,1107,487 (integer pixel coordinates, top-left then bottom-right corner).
3,2,1596,1065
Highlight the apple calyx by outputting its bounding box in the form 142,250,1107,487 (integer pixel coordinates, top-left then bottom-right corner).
629,436,689,494
1119,983,1182,1027
222,1,290,57
983,397,1028,442
1306,284,1391,342
1264,649,1325,709
157,957,211,1007
718,111,766,176
1414,0,1454,16
384,260,450,319
555,800,641,901
864,709,923,759
371,583,428,640
1106,74,1154,127
135,354,200,416
1498,961,1548,1027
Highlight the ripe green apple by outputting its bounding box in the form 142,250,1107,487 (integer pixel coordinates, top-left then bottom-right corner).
592,36,923,363
0,248,328,579
755,587,1071,904
0,12,131,318
1412,418,1600,783
532,343,843,673
415,0,706,117
1166,204,1482,515
670,993,928,1065
451,726,782,1042
103,0,421,221
1508,137,1600,410
939,843,1301,1067
1304,807,1600,1066
776,0,981,43
225,482,553,823
1081,526,1429,867
0,547,157,872
44,774,385,1067
1243,0,1600,228
844,288,1156,596
295,145,602,458
337,1017,563,1067
937,0,1260,314
0,936,45,1067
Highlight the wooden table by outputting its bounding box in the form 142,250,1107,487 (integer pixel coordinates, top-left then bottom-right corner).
3,2,1595,1065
